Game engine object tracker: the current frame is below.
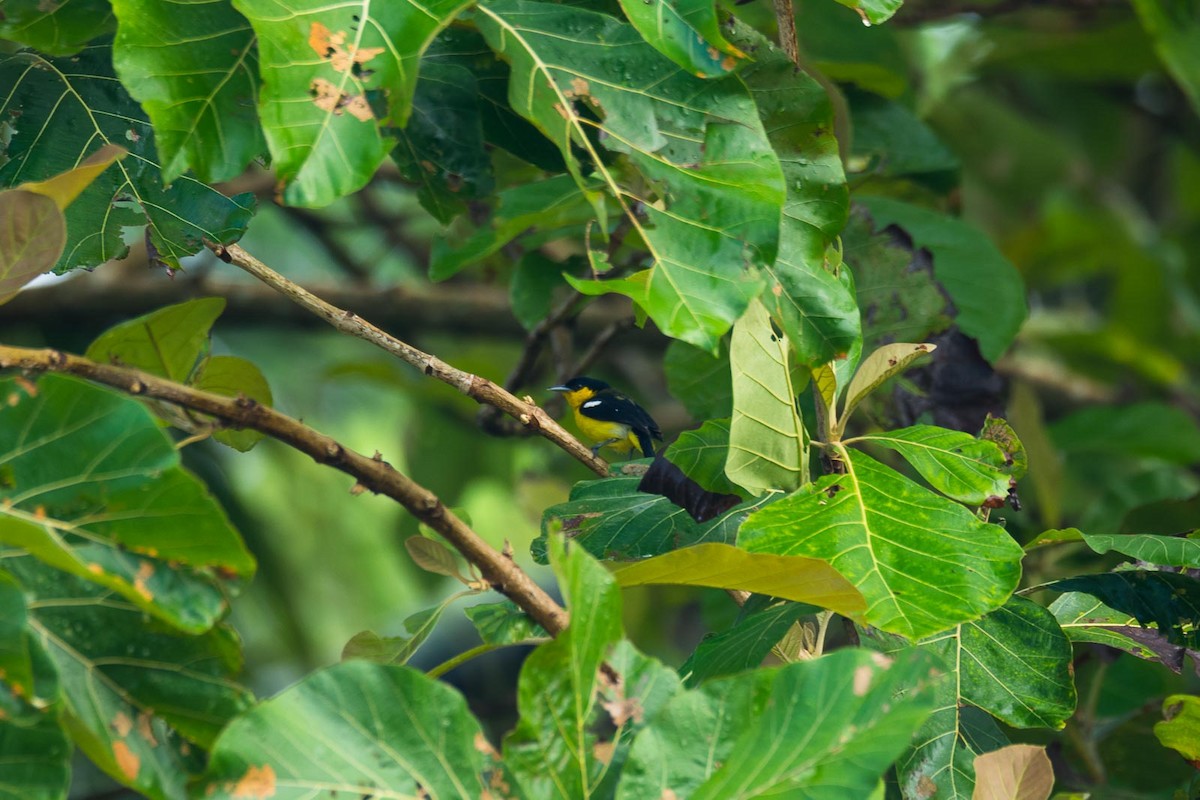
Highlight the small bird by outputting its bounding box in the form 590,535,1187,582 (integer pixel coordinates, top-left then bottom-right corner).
548,376,662,458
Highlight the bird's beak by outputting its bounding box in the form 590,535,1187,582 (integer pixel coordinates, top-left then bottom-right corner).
547,386,570,393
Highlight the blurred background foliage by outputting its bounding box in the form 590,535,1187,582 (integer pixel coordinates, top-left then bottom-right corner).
5,0,1200,795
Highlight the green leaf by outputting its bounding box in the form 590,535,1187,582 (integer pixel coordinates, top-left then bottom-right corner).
618,0,744,77
679,602,810,686
980,415,1029,482
477,0,785,351
430,175,595,280
849,424,1013,505
663,418,742,496
617,670,774,798
833,0,904,26
86,298,226,383
664,339,732,421
0,570,60,725
190,355,274,451
972,745,1055,800
900,706,1007,800
1131,0,1200,116
1050,591,1199,675
1155,695,1200,762
848,89,960,177
1049,401,1200,465
510,251,571,330
232,0,471,207
609,542,866,614
732,22,859,367
726,298,808,495
341,595,459,664
740,446,1024,639
0,190,65,306
859,197,1027,362
689,648,936,798
0,47,255,272
1047,571,1200,648
0,0,114,55
111,0,265,184
0,708,71,800
201,661,488,798
537,474,763,562
841,341,935,432
465,600,547,645
391,58,494,223
0,375,253,632
1083,532,1200,568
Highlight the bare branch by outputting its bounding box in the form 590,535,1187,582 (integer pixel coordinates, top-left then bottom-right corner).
206,241,609,477
0,344,570,637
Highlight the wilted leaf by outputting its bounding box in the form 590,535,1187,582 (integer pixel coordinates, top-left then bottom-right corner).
972,744,1055,800
0,191,64,306
405,536,468,581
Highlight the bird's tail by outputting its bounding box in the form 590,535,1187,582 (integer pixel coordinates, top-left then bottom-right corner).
634,428,656,458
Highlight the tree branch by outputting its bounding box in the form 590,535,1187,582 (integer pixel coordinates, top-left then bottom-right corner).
206,241,610,477
0,344,570,637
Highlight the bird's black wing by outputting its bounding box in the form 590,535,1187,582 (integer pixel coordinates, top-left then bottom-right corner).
582,391,662,456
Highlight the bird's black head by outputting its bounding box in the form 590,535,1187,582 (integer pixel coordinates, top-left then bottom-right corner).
548,376,611,394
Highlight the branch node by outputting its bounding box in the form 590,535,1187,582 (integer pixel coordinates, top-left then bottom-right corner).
235,395,257,410
349,482,368,496
47,350,67,368
128,379,146,395
324,442,343,460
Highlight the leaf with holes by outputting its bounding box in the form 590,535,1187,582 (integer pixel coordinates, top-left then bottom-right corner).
0,47,255,272
477,0,785,352
849,425,1014,505
740,446,1023,639
111,0,265,184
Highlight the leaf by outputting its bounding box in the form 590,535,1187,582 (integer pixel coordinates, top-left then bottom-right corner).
1048,401,1200,465
740,446,1024,639
726,298,808,495
850,424,1014,505
1050,591,1200,676
833,0,904,26
537,474,764,562
858,197,1027,362
232,0,472,207
200,661,489,798
679,602,811,686
477,0,786,352
0,570,60,725
110,0,264,184
190,355,274,451
0,708,71,800
732,22,860,367
618,0,744,77
972,744,1055,800
1047,571,1200,648
980,415,1029,482
429,175,596,280
0,191,64,306
404,536,468,582
663,418,742,496
0,0,114,55
0,375,254,633
465,600,547,645
1155,695,1200,763
341,598,456,664
609,542,866,615
86,298,226,383
849,89,960,177
17,143,127,210
1082,532,1200,568
841,341,935,432
1131,0,1200,117
0,46,255,272
689,649,937,799
664,339,732,421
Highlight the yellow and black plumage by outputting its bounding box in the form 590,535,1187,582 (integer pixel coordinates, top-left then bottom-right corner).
549,376,662,458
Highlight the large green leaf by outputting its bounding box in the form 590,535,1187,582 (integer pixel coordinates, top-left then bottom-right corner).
1047,571,1200,648
1131,0,1200,116
477,0,786,351
664,339,732,421
537,474,765,562
740,446,1024,639
618,0,744,77
0,375,254,633
884,598,1075,800
0,0,114,55
0,709,70,800
664,418,742,496
849,424,1013,505
111,0,265,184
201,661,488,798
859,197,1027,362
1050,591,1200,675
0,46,255,272
232,0,472,207
679,602,810,686
726,298,808,495
505,536,681,799
689,648,936,798
86,298,226,383
1083,532,1200,568
9,556,251,800
733,23,859,368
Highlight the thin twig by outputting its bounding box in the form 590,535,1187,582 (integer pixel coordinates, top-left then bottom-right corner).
206,241,608,478
568,317,635,378
0,344,570,637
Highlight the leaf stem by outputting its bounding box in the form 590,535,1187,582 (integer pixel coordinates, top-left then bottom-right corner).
426,638,550,679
